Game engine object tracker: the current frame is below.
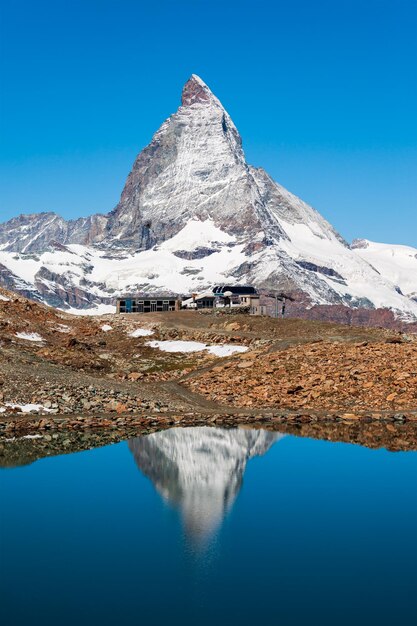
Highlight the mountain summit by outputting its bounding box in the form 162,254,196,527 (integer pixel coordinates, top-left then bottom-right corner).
181,74,218,106
0,74,416,319
104,72,256,249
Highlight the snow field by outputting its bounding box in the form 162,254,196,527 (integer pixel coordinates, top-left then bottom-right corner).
146,339,248,356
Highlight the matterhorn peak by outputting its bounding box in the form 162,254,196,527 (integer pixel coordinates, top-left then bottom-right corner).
0,74,416,321
181,73,218,107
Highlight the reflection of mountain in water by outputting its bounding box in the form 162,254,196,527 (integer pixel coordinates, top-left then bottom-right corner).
129,427,283,544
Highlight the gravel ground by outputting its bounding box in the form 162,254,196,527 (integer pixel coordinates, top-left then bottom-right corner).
1,289,415,427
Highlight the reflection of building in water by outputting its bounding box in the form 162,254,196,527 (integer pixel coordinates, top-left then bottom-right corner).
129,427,283,545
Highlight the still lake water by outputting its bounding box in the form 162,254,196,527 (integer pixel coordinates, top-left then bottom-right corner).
1,426,416,626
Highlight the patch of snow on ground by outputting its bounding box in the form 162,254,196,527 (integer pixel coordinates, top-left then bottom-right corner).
64,304,116,316
4,434,44,442
5,403,53,413
101,324,113,332
146,340,207,353
129,328,154,337
15,332,45,342
0,294,10,301
206,344,248,357
55,324,71,333
147,340,248,356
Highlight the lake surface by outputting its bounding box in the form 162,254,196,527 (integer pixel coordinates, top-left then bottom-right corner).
1,426,416,626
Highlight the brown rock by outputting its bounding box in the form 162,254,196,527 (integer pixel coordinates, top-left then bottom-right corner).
128,372,143,381
287,385,303,395
342,413,359,420
225,322,241,331
237,360,254,369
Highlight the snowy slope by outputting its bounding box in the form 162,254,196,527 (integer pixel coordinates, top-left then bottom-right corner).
351,239,417,301
0,212,108,254
1,216,417,319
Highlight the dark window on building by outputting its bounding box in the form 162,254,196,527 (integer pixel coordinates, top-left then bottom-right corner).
213,285,257,296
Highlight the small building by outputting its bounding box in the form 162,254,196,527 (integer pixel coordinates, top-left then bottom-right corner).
116,296,181,314
249,292,294,317
212,285,258,308
181,285,294,317
183,285,260,310
242,295,267,315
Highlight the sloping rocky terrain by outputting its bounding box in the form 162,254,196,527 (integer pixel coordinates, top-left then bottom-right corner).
184,338,417,414
0,287,416,433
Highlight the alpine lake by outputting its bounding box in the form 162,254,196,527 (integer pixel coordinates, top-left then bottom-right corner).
1,420,416,626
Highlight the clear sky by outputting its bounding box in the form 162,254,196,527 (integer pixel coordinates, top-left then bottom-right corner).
0,0,416,245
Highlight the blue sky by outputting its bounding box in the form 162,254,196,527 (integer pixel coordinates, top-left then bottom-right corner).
0,0,416,245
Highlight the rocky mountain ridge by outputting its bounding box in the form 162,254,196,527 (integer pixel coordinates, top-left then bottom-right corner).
0,74,416,321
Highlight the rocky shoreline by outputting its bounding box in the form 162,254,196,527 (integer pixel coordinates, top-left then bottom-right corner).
1,411,417,470
1,406,416,438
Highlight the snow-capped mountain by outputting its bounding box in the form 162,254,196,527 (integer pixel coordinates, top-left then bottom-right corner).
129,426,282,545
0,74,416,319
351,239,417,303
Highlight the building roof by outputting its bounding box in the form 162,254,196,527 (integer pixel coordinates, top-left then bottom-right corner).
117,294,180,301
